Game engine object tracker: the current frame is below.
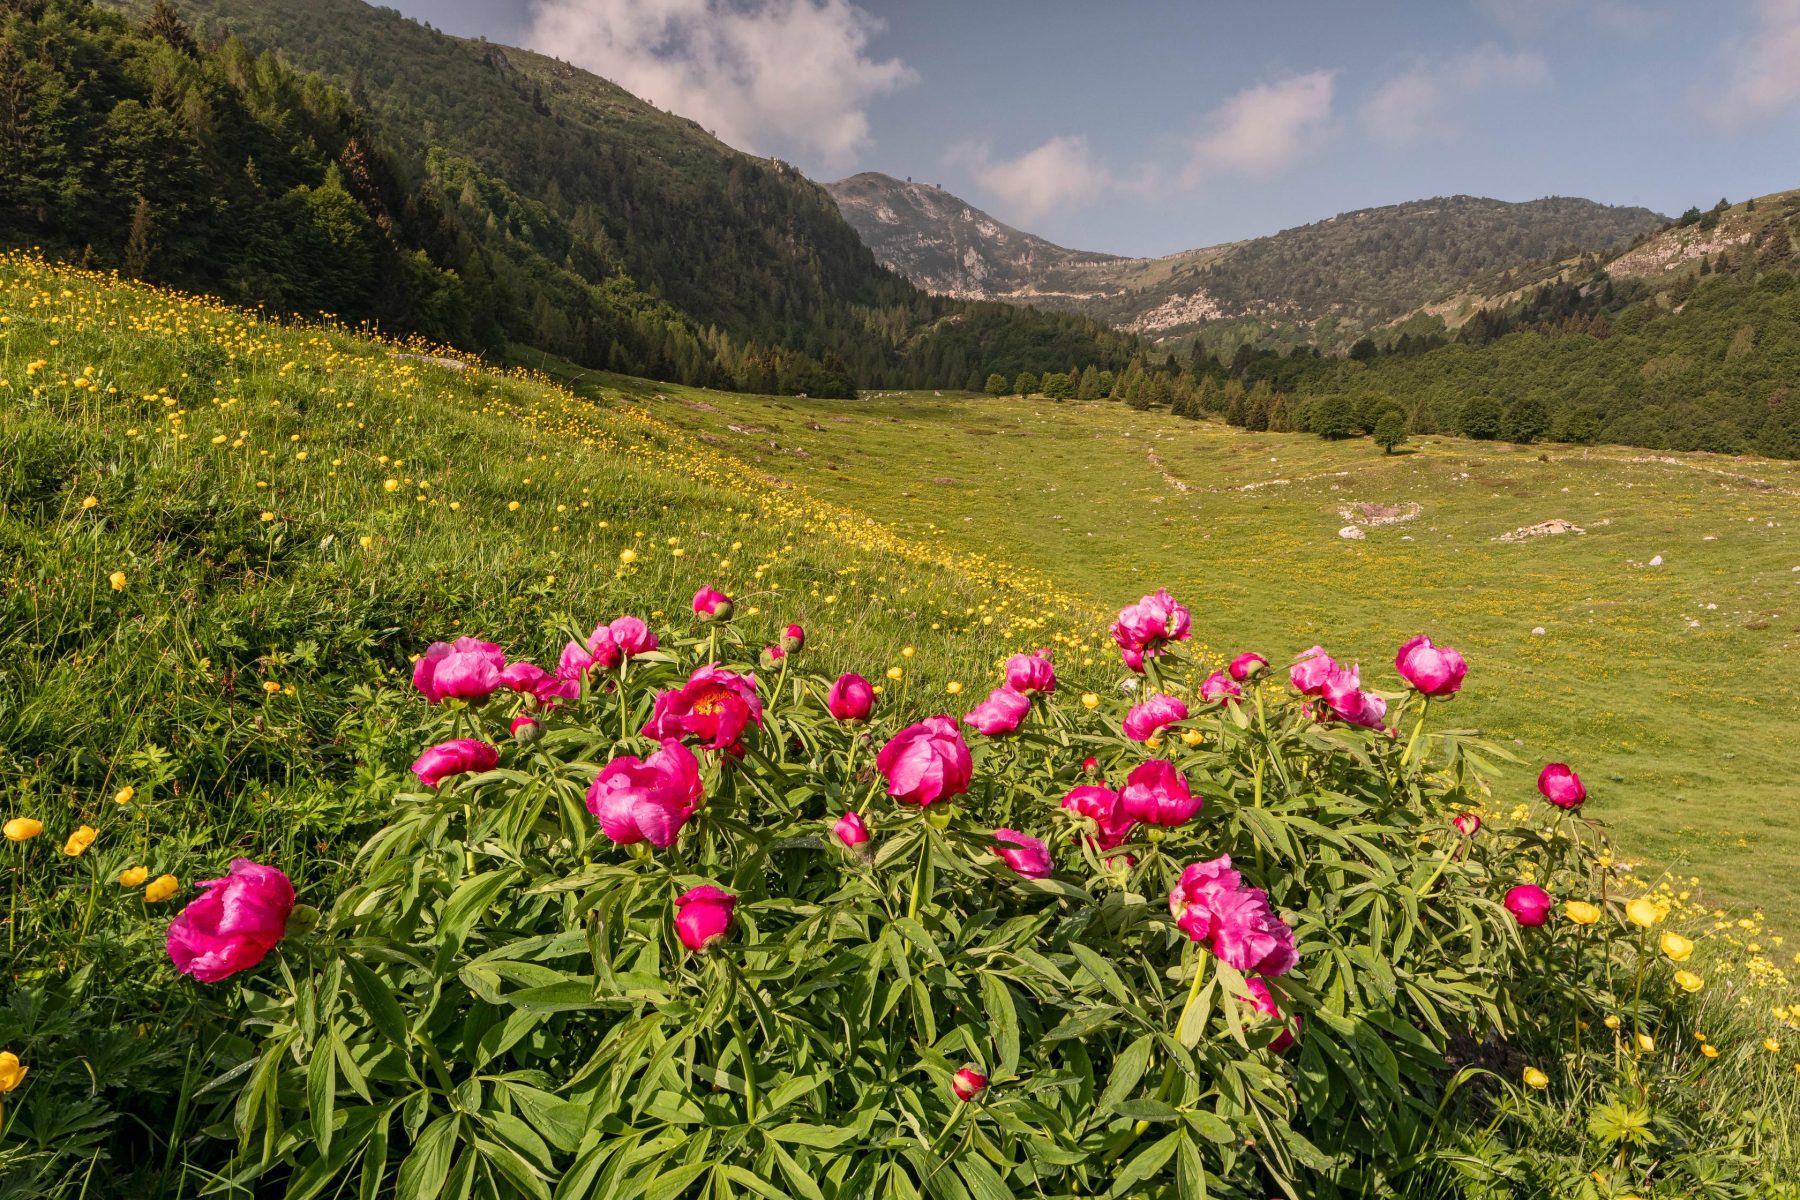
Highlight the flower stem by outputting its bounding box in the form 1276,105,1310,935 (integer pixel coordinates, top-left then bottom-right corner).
907,827,931,922
1401,696,1431,767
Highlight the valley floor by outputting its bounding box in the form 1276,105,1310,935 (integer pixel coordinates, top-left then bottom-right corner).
605,377,1800,928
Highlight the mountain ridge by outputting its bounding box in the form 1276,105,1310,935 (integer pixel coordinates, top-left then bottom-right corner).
826,172,1665,350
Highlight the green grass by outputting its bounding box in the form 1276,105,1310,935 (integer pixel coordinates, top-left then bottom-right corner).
604,376,1800,927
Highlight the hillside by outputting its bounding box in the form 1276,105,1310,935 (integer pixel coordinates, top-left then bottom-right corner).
829,174,1664,351
34,0,1136,394
823,172,1128,299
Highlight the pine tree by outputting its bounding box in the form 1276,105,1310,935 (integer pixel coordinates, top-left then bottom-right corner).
984,372,1009,397
123,195,155,278
1077,365,1100,400
1013,371,1037,397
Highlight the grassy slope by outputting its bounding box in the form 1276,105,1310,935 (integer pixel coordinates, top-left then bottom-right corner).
617,379,1800,925
0,256,1101,884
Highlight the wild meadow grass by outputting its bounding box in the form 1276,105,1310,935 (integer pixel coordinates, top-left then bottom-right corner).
622,376,1800,931
2,257,1798,1197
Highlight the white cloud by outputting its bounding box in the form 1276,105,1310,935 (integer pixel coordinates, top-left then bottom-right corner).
1709,0,1800,127
524,0,916,167
1182,71,1337,184
1361,46,1548,145
949,136,1112,225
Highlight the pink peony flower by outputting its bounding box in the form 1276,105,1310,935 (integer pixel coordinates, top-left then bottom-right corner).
951,1067,988,1101
1120,759,1200,826
1208,886,1299,976
692,587,734,622
1062,785,1134,851
674,885,735,952
1244,977,1299,1052
166,859,295,983
602,615,658,659
500,660,553,694
964,685,1031,736
1123,693,1188,742
992,828,1053,878
557,634,618,679
826,672,875,722
781,623,805,653
1537,763,1586,809
759,645,786,670
1229,652,1268,681
1199,671,1241,704
1395,635,1467,697
1004,650,1057,694
875,716,973,807
1288,646,1339,696
586,739,704,847
1504,884,1553,926
643,664,763,750
1321,666,1388,730
1453,812,1482,837
1120,646,1147,674
1168,855,1242,942
832,811,869,848
411,738,499,788
1111,588,1192,654
412,637,504,703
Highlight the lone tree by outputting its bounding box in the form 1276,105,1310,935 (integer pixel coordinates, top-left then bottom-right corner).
1459,394,1504,440
984,372,1009,397
1311,394,1360,439
1500,396,1551,444
1013,371,1037,397
1374,410,1409,454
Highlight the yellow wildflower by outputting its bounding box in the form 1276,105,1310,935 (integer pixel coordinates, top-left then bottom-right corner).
62,825,97,856
1660,932,1694,962
2,818,43,842
1674,970,1703,993
1563,901,1602,925
118,866,149,887
143,874,179,903
1522,1066,1548,1089
0,1051,26,1093
109,570,127,591
1626,897,1663,928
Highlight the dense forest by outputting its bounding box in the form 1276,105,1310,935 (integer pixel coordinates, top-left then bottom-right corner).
0,0,1138,395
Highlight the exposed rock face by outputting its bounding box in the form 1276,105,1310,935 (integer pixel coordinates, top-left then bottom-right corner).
823,172,1123,301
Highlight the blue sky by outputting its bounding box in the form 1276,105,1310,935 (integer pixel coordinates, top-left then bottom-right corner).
392,0,1800,257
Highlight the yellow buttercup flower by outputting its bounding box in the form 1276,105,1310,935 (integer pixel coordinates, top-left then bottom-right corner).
1563,900,1602,925
1674,970,1703,993
62,825,97,856
108,569,127,591
885,666,903,681
1080,692,1100,710
1701,1043,1720,1058
1522,1066,1548,1089
1604,1015,1622,1030
143,874,179,903
618,548,637,565
1660,932,1694,962
3,818,43,842
113,785,134,806
1765,1038,1782,1054
262,681,281,694
1181,729,1203,746
118,866,149,887
79,495,98,509
945,681,962,695
0,1051,26,1093
1636,1033,1655,1053
1626,897,1663,928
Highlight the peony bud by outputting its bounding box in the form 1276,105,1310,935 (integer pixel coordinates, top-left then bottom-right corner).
673,885,735,952
1504,884,1553,927
1537,763,1586,809
832,811,870,849
781,623,805,653
692,587,734,623
951,1067,987,1101
1452,812,1482,837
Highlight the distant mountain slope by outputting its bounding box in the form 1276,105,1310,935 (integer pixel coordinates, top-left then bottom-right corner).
824,173,1126,299
89,0,1136,392
829,174,1665,348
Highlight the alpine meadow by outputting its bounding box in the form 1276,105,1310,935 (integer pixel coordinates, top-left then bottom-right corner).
2,2,1799,1199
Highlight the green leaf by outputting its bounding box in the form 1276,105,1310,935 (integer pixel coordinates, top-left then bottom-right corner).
395,1113,460,1200
766,1123,857,1150
979,973,1020,1080
1070,943,1131,1006
506,1084,588,1155
307,1032,339,1158
1110,1131,1180,1196
955,1156,1014,1200
1098,1034,1154,1115
344,956,410,1050
1114,1099,1179,1122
